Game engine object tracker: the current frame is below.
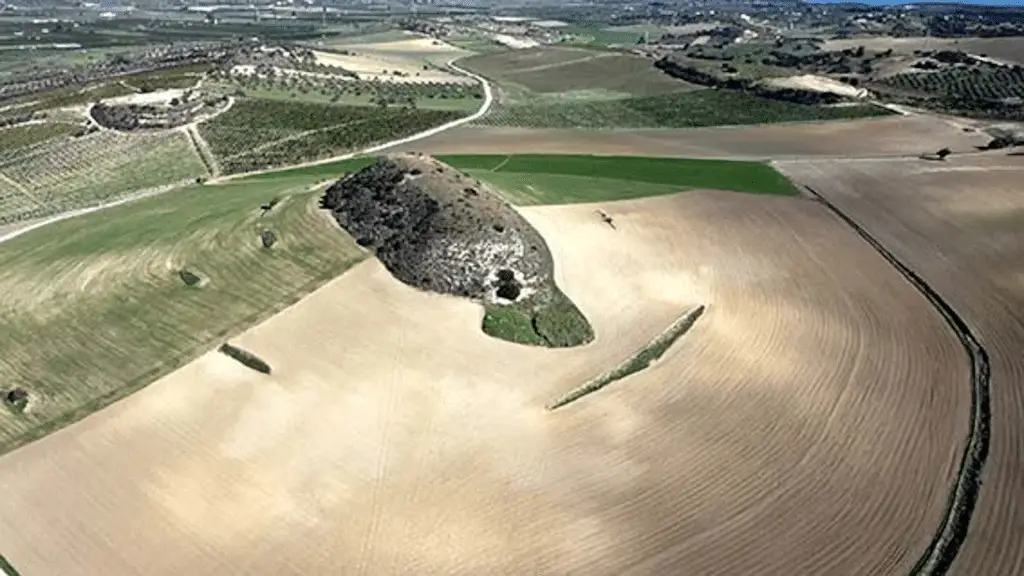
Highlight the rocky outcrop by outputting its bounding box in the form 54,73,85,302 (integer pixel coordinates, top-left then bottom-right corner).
321,154,553,302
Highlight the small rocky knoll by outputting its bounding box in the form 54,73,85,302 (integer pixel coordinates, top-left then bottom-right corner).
321,153,593,347
321,153,552,303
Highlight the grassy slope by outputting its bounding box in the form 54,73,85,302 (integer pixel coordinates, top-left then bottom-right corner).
0,178,366,454
447,153,801,198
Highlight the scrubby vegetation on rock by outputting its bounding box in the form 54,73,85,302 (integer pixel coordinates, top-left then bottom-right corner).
321,153,594,347
91,94,230,131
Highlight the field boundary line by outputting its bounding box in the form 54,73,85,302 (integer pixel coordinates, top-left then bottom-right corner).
490,154,512,171
802,184,990,576
183,125,218,177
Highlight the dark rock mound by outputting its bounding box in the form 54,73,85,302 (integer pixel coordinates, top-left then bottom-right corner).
321,154,552,301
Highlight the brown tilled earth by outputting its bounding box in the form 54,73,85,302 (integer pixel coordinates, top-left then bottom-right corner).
392,115,989,159
0,190,968,574
778,154,1024,576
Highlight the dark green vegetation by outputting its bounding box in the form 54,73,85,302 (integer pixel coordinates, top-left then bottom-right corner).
218,343,272,374
240,153,801,200
179,269,203,287
875,61,1024,120
548,305,706,410
0,553,20,576
476,89,890,129
482,287,593,348
0,177,365,454
199,98,462,174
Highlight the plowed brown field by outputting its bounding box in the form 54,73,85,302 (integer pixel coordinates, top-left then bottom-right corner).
392,115,989,159
778,154,1024,576
0,191,968,574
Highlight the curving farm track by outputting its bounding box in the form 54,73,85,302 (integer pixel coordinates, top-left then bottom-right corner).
0,190,969,574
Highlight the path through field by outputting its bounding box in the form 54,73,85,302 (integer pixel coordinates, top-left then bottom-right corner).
0,191,968,575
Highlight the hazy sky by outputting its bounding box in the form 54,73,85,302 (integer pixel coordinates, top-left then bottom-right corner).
808,0,1023,5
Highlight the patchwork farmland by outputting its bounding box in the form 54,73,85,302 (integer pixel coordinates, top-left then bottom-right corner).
0,16,1022,576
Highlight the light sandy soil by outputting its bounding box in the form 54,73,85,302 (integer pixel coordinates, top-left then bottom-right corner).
104,89,186,106
0,190,967,574
823,36,1024,65
348,37,466,55
764,74,870,99
394,115,990,159
493,34,540,49
313,42,474,84
777,154,1024,576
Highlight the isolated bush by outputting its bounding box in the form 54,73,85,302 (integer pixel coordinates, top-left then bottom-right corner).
178,268,202,286
4,387,29,413
218,343,272,374
261,230,277,248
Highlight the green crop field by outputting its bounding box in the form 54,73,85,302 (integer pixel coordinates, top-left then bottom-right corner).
454,154,801,200
475,89,892,129
0,130,206,225
199,98,464,174
0,177,366,454
240,153,801,200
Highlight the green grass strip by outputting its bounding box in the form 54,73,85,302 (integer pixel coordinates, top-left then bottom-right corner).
0,554,21,576
547,304,706,410
239,154,799,198
218,343,272,375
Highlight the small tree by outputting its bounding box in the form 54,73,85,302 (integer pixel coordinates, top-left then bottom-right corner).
936,147,952,160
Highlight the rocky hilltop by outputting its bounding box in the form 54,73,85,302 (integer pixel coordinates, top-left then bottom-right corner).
321,153,553,303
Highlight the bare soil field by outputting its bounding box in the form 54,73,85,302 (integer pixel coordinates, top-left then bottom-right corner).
395,114,989,159
777,154,1024,576
823,36,1024,65
312,47,472,84
460,46,692,97
0,191,967,575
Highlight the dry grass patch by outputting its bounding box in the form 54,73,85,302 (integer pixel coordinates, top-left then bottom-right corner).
0,178,365,453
